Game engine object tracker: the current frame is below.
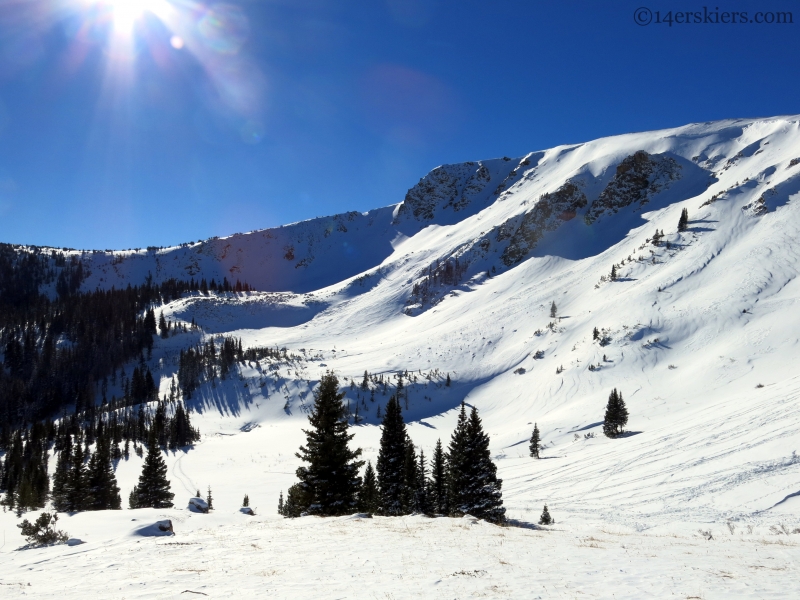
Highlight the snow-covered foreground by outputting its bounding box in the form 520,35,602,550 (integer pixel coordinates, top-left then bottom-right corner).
1,511,799,599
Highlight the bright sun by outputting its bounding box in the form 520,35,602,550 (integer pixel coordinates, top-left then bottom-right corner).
82,0,157,32
110,0,152,29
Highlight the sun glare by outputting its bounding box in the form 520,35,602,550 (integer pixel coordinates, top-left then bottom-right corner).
79,0,157,32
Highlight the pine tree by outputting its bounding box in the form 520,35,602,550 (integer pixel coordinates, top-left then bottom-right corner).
455,406,505,523
169,401,198,449
357,461,379,514
678,207,689,232
610,264,618,281
51,436,72,512
603,388,629,438
158,311,169,338
401,436,419,513
277,491,284,515
415,449,430,516
294,371,363,516
593,327,599,341
430,439,448,515
206,486,214,510
529,423,541,459
66,441,88,512
86,428,121,510
550,301,557,318
281,483,304,518
446,402,470,516
243,494,249,507
539,504,553,525
445,373,451,387
134,432,174,508
376,395,408,515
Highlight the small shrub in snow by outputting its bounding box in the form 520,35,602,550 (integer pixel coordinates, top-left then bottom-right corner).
698,529,713,540
17,512,69,546
538,505,553,525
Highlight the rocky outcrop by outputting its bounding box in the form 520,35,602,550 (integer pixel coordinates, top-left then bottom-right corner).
499,181,588,266
584,151,682,224
396,162,494,221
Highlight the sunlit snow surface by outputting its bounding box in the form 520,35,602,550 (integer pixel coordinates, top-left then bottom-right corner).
3,116,800,596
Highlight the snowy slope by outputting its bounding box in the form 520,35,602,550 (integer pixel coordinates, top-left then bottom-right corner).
3,115,800,595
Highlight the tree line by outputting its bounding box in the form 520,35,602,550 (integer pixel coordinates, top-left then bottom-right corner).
278,372,505,523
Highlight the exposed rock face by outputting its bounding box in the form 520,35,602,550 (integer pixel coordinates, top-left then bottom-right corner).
584,151,682,224
499,181,588,266
396,162,494,221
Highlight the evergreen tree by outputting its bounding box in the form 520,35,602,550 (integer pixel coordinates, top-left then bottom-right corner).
448,404,505,523
243,494,249,507
51,435,72,512
66,441,88,512
401,436,419,513
593,327,599,341
294,371,363,516
128,486,139,509
169,401,199,449
430,439,448,515
281,483,304,518
446,402,470,516
550,301,557,318
357,461,379,514
376,395,407,515
539,504,553,525
603,388,629,438
529,423,541,459
206,485,214,510
86,427,121,510
134,432,174,508
415,449,430,516
678,207,689,232
445,373,451,387
610,264,618,281
158,311,169,338
277,491,284,515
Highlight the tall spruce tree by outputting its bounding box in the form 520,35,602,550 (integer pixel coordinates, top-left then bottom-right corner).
357,461,379,514
430,439,448,515
65,441,88,512
134,431,174,508
448,404,505,523
529,423,541,459
678,207,689,232
415,449,431,516
295,371,363,516
462,406,505,523
603,388,629,438
376,395,407,515
401,436,419,513
86,426,121,510
446,402,470,516
51,435,72,512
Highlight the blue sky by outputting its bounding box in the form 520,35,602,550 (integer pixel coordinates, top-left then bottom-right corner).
0,0,797,249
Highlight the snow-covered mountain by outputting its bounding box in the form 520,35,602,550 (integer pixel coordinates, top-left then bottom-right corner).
3,115,800,597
